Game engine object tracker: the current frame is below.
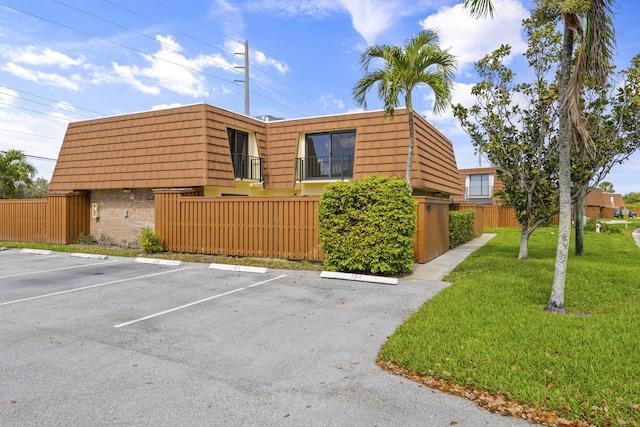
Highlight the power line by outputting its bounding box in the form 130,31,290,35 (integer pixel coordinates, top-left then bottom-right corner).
101,0,338,115
0,128,61,140
54,0,240,74
0,84,105,117
0,2,338,118
0,89,99,119
0,101,73,121
0,3,236,85
0,150,57,162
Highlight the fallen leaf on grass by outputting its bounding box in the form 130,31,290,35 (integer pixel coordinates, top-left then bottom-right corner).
377,359,593,427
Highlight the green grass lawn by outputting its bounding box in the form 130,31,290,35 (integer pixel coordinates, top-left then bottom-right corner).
379,224,640,426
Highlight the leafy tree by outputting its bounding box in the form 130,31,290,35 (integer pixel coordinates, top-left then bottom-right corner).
352,30,457,189
598,181,614,193
453,18,562,260
16,177,49,198
624,192,640,206
572,55,640,254
0,149,36,199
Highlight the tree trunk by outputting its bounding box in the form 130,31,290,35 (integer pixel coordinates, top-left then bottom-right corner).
574,190,585,256
519,221,529,260
405,93,414,191
406,111,414,188
545,22,574,315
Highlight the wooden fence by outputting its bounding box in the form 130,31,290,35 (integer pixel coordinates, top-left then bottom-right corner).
0,192,90,244
0,198,47,243
156,192,452,263
452,203,521,228
2,191,455,264
155,192,323,261
414,197,450,263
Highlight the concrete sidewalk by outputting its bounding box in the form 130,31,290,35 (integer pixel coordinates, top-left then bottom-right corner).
408,233,497,281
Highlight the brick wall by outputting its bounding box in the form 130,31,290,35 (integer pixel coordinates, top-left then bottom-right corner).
90,189,155,246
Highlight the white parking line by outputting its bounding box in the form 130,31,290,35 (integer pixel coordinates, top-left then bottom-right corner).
1,267,192,306
0,260,118,279
114,274,287,328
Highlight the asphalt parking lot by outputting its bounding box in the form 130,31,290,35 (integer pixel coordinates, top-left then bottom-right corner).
0,248,528,427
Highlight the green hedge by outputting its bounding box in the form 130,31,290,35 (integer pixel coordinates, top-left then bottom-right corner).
318,176,416,276
449,209,475,249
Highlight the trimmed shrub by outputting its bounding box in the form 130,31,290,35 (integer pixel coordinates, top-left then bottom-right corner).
449,209,475,249
318,176,416,276
138,227,163,253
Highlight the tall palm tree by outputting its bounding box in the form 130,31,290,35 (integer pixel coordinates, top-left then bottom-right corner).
463,0,615,313
352,30,457,189
545,0,615,313
462,0,615,313
0,149,36,199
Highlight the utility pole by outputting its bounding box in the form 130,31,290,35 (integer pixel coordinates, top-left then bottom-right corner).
234,40,250,116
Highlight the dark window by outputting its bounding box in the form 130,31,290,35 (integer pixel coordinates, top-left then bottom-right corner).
300,130,355,180
227,128,261,181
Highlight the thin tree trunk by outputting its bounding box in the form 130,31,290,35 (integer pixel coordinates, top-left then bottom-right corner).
575,190,585,256
406,93,415,191
519,221,529,260
545,22,574,314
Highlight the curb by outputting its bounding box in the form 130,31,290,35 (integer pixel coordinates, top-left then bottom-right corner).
20,249,52,255
71,253,109,260
209,263,268,274
135,258,183,266
320,271,398,285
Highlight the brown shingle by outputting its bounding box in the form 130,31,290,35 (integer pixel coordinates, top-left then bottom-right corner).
50,104,461,195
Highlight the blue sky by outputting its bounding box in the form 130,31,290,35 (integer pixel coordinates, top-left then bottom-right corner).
1,0,638,194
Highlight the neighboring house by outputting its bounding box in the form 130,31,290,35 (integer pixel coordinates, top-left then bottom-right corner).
457,167,504,204
584,188,628,219
48,103,461,244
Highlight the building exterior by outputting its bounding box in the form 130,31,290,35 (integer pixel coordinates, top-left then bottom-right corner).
48,103,462,244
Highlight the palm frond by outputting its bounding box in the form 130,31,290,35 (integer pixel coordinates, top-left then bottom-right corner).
462,0,494,18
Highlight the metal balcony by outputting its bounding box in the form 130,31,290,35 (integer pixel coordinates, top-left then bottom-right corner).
231,154,263,181
295,155,354,181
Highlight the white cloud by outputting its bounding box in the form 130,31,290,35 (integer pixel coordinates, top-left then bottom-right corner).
252,50,289,74
337,0,407,45
208,0,246,38
152,103,184,111
112,63,160,95
2,62,80,90
318,93,345,111
111,34,238,97
0,45,84,69
249,0,413,45
419,0,529,71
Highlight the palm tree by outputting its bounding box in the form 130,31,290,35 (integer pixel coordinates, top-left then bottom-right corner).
461,0,615,314
546,0,615,314
598,181,614,193
352,30,457,189
0,149,36,199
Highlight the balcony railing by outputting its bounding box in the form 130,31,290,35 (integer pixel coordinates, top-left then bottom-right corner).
295,155,354,181
231,154,263,181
